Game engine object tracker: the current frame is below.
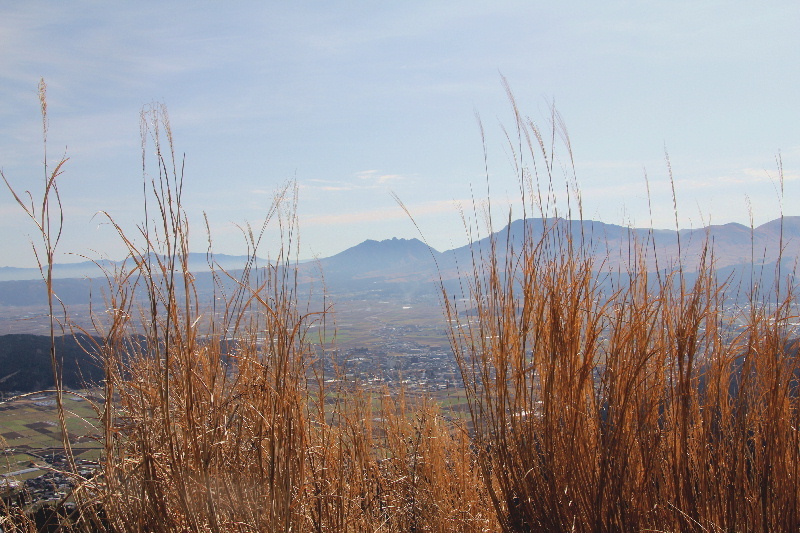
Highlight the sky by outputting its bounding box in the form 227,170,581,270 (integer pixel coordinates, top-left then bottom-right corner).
1,1,798,268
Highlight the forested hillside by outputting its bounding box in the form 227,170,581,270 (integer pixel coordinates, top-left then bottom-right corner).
0,334,104,393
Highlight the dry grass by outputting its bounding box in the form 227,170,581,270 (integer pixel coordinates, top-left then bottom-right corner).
71,105,490,532
443,88,800,532
2,83,799,532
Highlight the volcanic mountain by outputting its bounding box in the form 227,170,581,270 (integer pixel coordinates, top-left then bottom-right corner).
312,237,442,283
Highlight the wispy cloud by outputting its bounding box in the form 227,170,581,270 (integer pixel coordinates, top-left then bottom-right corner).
684,167,800,187
298,179,354,192
355,169,405,185
575,159,643,172
304,207,405,226
738,167,800,183
300,171,409,193
304,198,462,227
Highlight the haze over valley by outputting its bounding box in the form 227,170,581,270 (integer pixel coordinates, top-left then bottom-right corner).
2,215,798,393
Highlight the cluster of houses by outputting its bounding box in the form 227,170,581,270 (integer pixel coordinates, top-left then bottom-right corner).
1,450,99,520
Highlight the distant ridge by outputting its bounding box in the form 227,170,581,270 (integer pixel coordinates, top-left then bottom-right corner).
444,216,800,274
1,217,798,284
0,253,268,282
0,333,104,392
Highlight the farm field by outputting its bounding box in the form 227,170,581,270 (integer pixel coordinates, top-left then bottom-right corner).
320,292,450,348
0,392,102,480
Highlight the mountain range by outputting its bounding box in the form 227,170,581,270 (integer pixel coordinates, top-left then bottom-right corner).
306,216,800,285
1,217,798,304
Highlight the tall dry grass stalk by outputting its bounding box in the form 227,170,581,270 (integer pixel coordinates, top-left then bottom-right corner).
1,79,84,532
1,80,72,464
444,87,799,531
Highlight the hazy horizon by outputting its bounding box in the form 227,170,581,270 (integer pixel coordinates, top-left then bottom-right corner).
1,214,797,273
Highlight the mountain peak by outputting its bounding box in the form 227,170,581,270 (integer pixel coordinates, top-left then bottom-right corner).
317,237,441,280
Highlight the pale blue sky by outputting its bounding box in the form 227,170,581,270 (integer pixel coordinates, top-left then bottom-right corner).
2,1,798,267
